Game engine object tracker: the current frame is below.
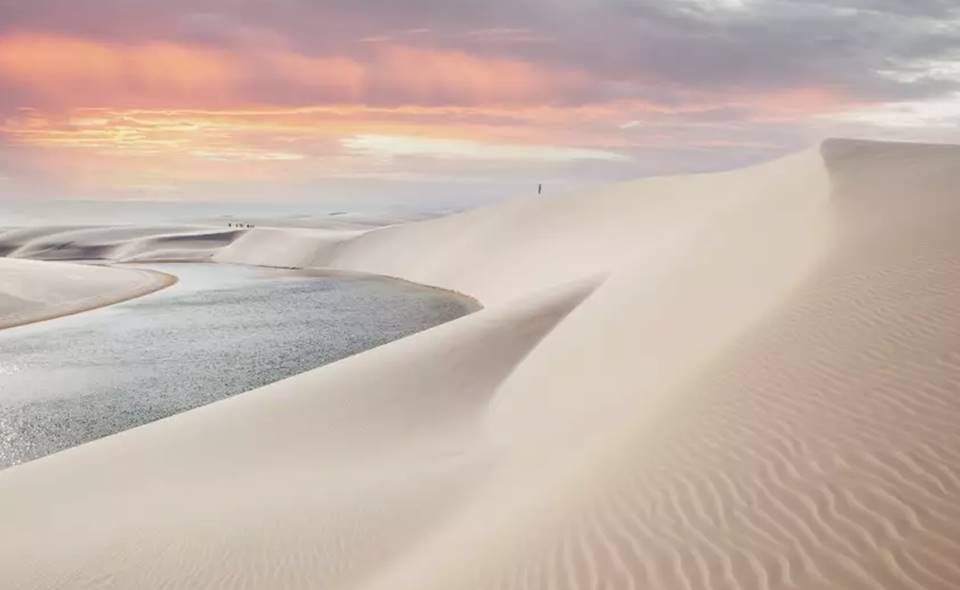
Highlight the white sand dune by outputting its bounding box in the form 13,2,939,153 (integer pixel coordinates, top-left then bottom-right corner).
2,138,960,589
0,258,175,330
0,225,243,262
0,210,434,263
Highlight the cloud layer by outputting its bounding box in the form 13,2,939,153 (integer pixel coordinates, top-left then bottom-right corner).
1,0,958,202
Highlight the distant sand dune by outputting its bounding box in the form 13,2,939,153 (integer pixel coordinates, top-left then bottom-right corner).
2,139,960,589
0,225,243,262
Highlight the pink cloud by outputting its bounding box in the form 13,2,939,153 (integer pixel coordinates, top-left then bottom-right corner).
0,34,588,110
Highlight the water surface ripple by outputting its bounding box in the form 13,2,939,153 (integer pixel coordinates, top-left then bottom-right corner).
0,263,476,469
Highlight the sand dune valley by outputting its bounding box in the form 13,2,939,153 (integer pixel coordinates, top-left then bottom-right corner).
0,138,958,589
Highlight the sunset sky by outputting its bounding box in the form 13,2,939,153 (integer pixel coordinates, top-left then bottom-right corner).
1,0,959,204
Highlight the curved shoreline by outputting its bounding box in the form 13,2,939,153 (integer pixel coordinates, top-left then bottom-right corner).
295,266,485,311
0,266,178,332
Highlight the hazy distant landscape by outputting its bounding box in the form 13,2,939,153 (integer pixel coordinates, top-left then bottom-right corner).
0,197,463,229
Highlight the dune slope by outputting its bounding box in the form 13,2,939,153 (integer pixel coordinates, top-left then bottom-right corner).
2,139,960,589
0,258,175,330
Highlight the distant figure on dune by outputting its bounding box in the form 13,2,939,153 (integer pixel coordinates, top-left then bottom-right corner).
538,183,543,196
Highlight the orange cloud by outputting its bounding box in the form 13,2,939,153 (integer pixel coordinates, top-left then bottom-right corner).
0,32,857,198
0,33,588,109
0,32,607,188
0,34,241,106
0,101,636,195
263,52,367,100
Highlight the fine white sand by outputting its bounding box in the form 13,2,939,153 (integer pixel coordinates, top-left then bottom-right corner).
0,225,244,262
2,138,960,589
0,258,175,330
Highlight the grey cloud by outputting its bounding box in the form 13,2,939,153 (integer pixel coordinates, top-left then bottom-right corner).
3,0,960,112
500,0,960,102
